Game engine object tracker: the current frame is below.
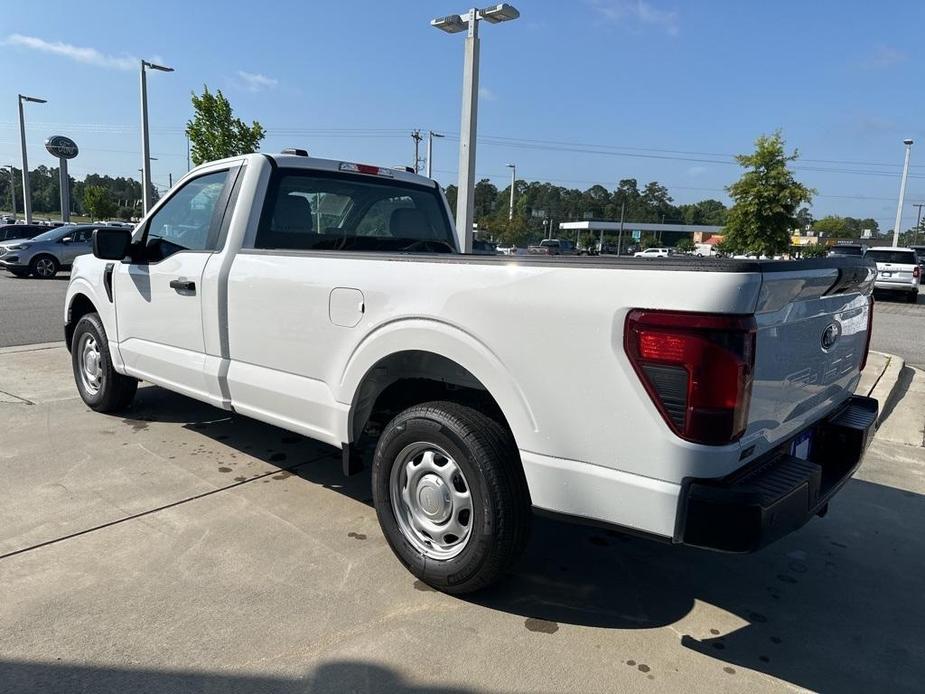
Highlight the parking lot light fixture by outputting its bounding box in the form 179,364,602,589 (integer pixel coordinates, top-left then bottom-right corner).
18,94,46,224
506,163,516,220
426,131,444,179
892,138,913,247
4,165,16,220
431,4,520,252
140,60,174,215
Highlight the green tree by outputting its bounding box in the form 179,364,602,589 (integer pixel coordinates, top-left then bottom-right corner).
812,215,847,236
801,243,829,258
82,185,117,220
679,199,728,226
674,238,695,253
185,85,266,166
723,132,814,256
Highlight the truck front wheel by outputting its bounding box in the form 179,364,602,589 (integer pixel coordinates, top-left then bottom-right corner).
71,312,137,412
372,401,530,594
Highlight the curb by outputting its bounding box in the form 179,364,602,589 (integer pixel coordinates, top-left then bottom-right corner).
0,341,63,355
867,352,906,427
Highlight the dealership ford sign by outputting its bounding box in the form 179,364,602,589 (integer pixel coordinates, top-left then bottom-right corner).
45,135,79,159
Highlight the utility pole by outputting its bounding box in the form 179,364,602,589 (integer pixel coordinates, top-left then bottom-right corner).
411,129,423,174
617,200,626,255
168,172,173,188
892,138,913,247
186,134,191,171
914,203,925,246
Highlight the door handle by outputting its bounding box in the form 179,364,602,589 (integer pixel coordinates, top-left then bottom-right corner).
169,279,196,293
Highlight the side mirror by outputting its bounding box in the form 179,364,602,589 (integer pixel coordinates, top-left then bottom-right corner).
93,228,132,260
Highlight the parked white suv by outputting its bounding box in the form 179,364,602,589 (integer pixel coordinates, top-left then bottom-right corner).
64,152,879,593
865,246,921,303
634,247,671,258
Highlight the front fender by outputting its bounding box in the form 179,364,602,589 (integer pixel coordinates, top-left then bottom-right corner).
336,317,538,448
65,256,123,370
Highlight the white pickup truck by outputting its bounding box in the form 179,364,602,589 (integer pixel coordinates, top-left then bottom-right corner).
65,152,879,593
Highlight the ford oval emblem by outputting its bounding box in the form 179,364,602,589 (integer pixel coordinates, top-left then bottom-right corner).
44,135,79,160
821,322,841,351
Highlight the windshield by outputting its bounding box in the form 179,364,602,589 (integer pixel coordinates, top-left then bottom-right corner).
865,250,917,264
829,246,863,256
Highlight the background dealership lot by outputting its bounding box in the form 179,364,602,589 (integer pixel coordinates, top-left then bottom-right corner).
1,273,923,693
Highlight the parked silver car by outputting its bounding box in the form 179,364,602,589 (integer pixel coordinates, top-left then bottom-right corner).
0,224,110,278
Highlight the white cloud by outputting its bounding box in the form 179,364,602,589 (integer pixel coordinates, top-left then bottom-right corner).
236,70,278,92
4,33,137,70
687,165,708,177
590,0,679,36
479,86,496,101
864,46,906,70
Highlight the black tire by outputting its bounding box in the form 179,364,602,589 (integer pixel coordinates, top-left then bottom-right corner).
30,254,59,279
372,400,531,594
71,312,137,412
909,291,919,304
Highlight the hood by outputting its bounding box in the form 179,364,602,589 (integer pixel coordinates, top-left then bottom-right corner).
0,238,35,248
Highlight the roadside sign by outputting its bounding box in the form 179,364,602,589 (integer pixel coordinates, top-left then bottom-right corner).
632,230,641,241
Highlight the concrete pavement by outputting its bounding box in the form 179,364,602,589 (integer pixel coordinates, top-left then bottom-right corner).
0,345,923,693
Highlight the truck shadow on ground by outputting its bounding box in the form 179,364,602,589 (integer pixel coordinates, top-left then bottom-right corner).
118,385,925,694
0,659,486,694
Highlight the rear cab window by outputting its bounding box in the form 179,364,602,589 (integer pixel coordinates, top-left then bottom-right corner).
254,169,456,253
865,250,918,264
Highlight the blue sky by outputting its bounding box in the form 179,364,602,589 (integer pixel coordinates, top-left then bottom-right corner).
3,0,925,229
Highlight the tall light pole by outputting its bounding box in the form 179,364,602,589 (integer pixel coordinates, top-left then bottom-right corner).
18,94,46,224
892,138,913,247
432,4,520,252
140,59,174,215
4,165,16,220
506,163,516,220
426,130,444,178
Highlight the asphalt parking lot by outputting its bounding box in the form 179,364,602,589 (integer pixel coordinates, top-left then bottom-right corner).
1,344,924,693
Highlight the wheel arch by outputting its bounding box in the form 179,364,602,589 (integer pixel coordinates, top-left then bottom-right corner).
339,319,537,449
64,292,99,351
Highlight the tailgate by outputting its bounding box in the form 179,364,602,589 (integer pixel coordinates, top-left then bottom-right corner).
875,262,917,283
742,260,875,458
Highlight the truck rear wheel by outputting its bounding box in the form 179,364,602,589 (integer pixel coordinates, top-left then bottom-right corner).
372,401,530,594
71,312,138,412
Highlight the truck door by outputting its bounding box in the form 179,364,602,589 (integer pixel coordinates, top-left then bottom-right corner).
112,167,234,400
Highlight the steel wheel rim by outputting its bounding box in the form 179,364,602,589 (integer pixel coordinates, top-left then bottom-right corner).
35,258,55,277
78,332,103,396
390,442,474,560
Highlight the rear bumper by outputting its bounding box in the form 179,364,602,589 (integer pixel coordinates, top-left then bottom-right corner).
873,279,919,292
679,395,878,553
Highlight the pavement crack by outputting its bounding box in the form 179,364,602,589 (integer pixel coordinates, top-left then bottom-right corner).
0,452,335,562
0,387,34,405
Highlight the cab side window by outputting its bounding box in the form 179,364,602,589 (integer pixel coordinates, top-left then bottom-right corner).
143,170,229,259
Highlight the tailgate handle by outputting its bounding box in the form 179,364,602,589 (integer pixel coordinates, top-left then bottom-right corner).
169,279,196,293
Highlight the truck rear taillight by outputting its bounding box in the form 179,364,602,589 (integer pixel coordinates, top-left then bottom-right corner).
914,266,921,279
624,310,757,445
860,295,874,371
